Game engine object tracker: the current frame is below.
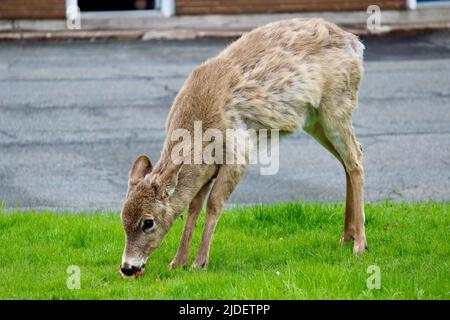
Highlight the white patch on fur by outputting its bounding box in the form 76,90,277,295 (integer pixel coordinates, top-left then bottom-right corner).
122,254,145,268
348,40,365,63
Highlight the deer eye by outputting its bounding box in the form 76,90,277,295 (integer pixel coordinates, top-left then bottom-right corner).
142,219,154,232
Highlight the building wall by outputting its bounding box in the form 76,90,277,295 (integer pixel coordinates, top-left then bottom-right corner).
176,0,406,15
0,0,66,19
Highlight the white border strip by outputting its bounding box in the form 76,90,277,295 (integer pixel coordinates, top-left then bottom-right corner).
406,0,417,9
161,0,175,16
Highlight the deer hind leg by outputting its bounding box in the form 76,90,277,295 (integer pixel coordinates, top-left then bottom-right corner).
192,164,246,269
319,105,367,255
304,121,355,245
169,179,213,269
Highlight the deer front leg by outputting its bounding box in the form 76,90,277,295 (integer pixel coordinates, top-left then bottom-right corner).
169,180,213,269
192,164,246,269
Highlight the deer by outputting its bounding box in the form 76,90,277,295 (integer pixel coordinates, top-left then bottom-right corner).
119,18,367,277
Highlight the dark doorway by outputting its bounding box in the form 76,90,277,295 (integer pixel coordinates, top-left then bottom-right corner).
78,0,156,11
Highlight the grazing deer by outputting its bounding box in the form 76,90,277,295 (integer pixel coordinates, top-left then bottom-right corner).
119,18,367,277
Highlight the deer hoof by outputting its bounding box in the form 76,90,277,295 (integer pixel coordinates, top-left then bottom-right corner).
353,240,368,255
169,259,187,270
339,233,354,246
191,259,208,270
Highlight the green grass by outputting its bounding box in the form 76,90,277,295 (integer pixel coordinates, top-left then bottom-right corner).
0,202,448,299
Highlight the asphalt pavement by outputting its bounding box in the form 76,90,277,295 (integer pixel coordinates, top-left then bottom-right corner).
0,31,449,211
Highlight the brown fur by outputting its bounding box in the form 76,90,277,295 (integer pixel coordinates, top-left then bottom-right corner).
120,18,367,273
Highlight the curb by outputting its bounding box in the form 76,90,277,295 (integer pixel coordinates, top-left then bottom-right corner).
0,22,449,41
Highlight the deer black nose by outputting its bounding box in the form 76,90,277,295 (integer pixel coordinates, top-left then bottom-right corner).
119,263,145,277
120,266,136,276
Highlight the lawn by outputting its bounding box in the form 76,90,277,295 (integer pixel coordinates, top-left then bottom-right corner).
0,202,448,299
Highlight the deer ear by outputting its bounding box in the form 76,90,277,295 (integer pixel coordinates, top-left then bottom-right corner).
127,155,153,195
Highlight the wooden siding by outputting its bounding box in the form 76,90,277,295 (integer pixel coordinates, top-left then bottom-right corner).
176,0,406,15
0,0,66,19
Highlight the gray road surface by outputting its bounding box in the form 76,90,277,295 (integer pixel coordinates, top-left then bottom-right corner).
1,32,450,211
